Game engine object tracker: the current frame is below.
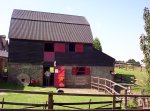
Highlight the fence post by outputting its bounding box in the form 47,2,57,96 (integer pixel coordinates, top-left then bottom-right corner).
91,77,93,89
141,66,142,72
104,79,106,94
98,77,100,91
89,99,91,109
2,98,4,108
48,92,53,109
112,94,116,109
125,89,127,109
133,64,134,71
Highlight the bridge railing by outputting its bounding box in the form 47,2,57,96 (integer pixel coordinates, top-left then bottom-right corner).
91,76,128,107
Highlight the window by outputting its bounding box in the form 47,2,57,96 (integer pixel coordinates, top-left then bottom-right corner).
44,43,54,52
69,43,75,52
72,67,90,75
69,43,84,53
76,67,85,75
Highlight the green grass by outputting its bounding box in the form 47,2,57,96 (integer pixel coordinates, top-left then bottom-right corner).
115,68,147,81
0,80,113,109
115,67,148,93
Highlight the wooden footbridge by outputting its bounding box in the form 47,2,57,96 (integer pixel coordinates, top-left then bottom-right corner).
91,76,150,109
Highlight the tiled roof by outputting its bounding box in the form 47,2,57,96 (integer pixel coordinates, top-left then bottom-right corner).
8,9,93,43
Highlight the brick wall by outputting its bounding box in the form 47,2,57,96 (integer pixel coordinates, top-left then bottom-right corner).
8,63,43,86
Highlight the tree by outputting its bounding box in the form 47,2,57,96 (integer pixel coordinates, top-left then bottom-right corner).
140,7,150,75
140,7,150,94
93,37,102,51
126,59,140,66
126,59,136,64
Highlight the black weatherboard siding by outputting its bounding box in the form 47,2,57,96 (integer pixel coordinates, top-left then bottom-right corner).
55,44,115,66
9,39,43,63
8,9,115,66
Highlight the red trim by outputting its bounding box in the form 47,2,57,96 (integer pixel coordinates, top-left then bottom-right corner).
54,43,65,52
44,52,55,62
54,66,65,87
75,43,84,53
72,67,77,75
85,67,90,75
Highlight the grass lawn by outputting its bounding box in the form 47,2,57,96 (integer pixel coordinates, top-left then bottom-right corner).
115,67,148,93
115,68,147,81
0,80,113,110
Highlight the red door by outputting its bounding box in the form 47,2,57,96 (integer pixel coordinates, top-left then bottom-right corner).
54,66,65,87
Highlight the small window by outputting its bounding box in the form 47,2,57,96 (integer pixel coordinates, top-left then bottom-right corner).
72,67,90,75
69,43,75,52
77,67,85,75
44,43,54,52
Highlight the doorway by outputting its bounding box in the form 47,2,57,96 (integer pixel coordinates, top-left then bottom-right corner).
43,65,54,86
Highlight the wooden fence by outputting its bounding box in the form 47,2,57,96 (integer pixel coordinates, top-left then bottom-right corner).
0,89,150,110
115,63,145,72
91,76,128,108
91,76,127,95
0,89,121,110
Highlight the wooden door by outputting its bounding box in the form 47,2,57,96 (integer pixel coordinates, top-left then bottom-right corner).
54,66,65,87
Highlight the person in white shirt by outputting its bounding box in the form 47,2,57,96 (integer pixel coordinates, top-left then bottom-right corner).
44,70,51,86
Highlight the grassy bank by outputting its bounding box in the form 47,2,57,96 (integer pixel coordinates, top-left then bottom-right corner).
115,67,148,93
0,80,112,109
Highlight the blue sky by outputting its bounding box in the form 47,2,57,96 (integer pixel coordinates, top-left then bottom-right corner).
0,0,150,63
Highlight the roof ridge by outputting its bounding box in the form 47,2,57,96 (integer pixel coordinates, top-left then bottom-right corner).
11,18,90,26
12,9,89,25
13,9,85,18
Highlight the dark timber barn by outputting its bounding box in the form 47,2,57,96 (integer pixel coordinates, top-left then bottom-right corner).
8,9,115,87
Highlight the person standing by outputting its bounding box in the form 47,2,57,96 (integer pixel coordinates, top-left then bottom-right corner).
44,70,51,86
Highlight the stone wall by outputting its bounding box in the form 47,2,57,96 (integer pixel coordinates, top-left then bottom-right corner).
65,66,90,88
90,66,114,80
8,63,114,87
65,66,114,88
8,63,43,86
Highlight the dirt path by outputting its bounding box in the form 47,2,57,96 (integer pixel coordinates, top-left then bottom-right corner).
0,92,7,95
60,88,103,94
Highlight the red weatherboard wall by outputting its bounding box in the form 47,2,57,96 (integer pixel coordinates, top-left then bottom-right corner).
75,43,84,53
54,43,65,52
44,52,55,62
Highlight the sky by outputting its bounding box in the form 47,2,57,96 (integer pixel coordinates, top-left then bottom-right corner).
0,0,150,63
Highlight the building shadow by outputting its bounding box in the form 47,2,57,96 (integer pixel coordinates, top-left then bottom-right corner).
0,79,24,90
114,74,136,84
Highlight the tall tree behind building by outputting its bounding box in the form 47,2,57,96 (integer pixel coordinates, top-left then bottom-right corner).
140,7,150,94
93,37,102,51
140,7,150,75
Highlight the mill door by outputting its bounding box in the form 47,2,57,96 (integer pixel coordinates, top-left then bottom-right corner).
54,66,65,87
